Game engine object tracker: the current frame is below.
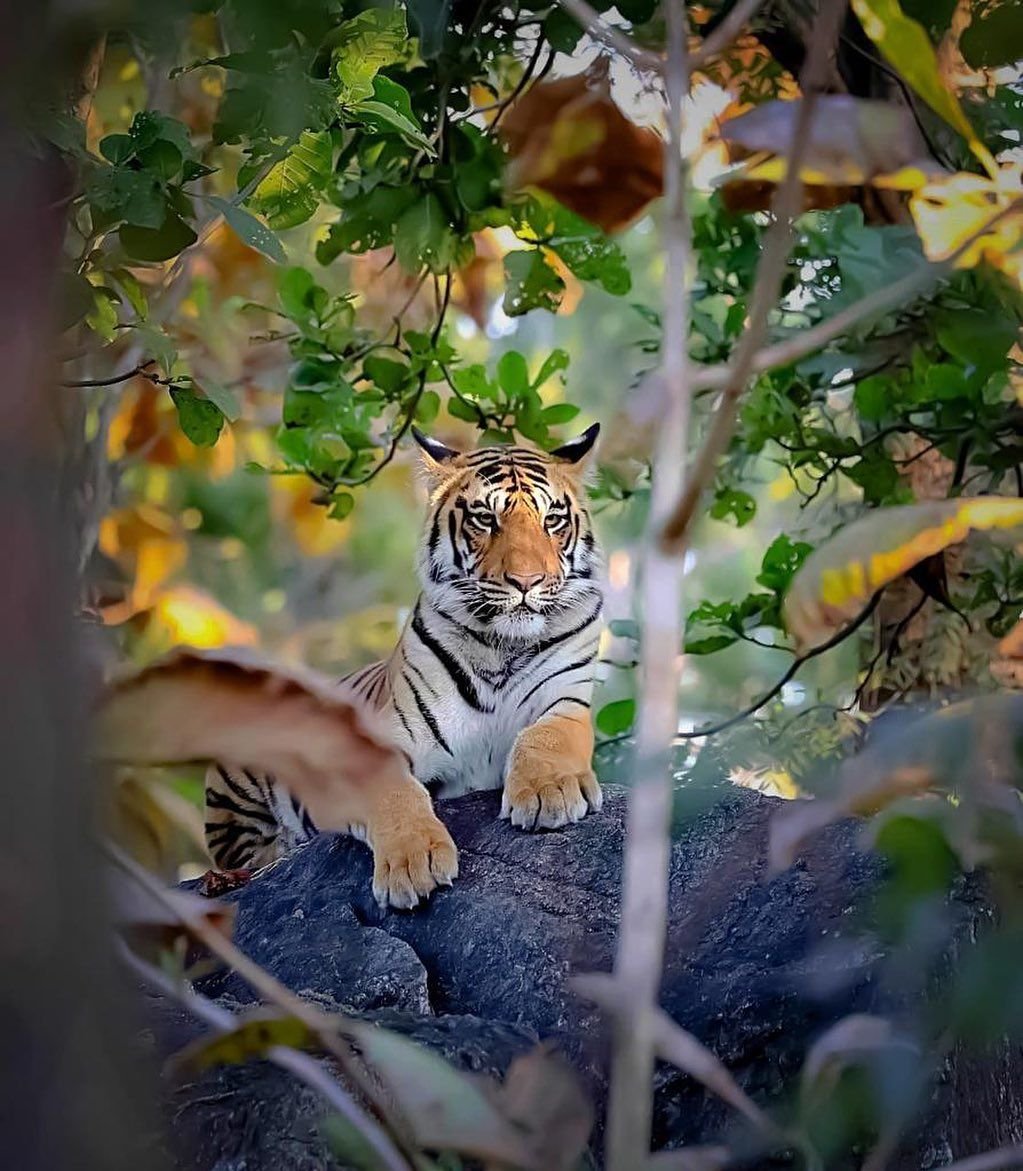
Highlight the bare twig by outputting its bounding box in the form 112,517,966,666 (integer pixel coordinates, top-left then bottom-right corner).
593,592,882,755
604,2,691,1167
554,0,663,71
104,841,419,1168
938,1146,1023,1171
62,360,156,388
661,0,849,553
691,0,766,66
117,942,412,1171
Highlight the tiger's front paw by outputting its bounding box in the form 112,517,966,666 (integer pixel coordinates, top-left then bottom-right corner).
501,757,603,831
370,812,458,910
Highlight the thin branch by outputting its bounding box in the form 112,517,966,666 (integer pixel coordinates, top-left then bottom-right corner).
594,593,882,755
691,0,766,66
554,0,663,72
661,0,849,553
604,0,691,1166
104,841,419,1168
117,943,412,1171
939,1146,1023,1171
688,198,1023,397
62,360,156,388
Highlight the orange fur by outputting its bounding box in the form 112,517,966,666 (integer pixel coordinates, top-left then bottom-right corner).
502,708,601,830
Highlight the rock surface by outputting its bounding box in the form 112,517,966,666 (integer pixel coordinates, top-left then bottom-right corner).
147,785,1023,1169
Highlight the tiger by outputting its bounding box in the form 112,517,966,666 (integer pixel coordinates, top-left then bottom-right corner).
204,423,605,908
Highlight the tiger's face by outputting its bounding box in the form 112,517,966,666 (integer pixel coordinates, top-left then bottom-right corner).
413,425,602,642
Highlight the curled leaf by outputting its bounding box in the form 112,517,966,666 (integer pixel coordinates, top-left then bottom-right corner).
500,72,663,234
720,95,940,191
97,647,411,833
783,497,1023,651
910,168,1023,289
169,1011,314,1075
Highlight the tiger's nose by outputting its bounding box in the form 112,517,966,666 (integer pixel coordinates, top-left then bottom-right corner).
504,571,544,594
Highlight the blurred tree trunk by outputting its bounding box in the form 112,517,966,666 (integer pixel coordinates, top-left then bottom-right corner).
0,11,162,1169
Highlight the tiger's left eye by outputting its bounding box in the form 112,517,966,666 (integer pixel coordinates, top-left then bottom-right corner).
545,512,569,533
467,511,497,532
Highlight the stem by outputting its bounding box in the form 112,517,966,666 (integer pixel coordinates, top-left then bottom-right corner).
661,0,849,553
554,0,663,71
692,0,766,65
604,2,691,1167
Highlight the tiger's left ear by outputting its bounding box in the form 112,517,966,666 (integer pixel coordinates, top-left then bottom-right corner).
550,423,600,468
411,426,461,483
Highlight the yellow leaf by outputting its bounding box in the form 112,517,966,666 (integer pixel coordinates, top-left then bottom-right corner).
152,585,259,650
911,168,1023,288
784,497,1023,650
850,0,997,175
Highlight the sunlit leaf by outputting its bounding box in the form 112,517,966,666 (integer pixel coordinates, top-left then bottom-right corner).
250,131,333,231
910,168,1023,289
332,8,409,104
850,0,996,173
720,96,940,190
206,195,287,264
503,249,565,316
170,1011,313,1074
784,497,1023,650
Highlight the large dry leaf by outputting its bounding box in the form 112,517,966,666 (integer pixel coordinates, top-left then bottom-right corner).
801,1015,915,1103
500,72,663,234
97,646,411,832
719,95,941,191
911,167,1023,289
769,695,1023,873
497,1044,594,1171
109,876,236,951
783,497,1023,651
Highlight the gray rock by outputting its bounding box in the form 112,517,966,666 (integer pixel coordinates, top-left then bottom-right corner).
148,785,1022,1170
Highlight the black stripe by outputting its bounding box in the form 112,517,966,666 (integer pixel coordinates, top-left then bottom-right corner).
412,603,492,712
520,654,596,705
205,790,278,826
528,597,602,658
393,697,416,742
536,696,591,720
404,655,437,696
402,669,454,756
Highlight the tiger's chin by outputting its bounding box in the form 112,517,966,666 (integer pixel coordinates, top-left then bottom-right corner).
489,609,548,641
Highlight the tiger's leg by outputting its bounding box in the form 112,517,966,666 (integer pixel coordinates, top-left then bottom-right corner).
204,764,299,872
501,701,603,831
204,760,458,910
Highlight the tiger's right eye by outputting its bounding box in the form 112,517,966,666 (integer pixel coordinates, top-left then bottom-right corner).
466,510,497,533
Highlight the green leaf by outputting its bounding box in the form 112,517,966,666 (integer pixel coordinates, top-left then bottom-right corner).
201,380,242,422
960,1,1023,69
936,310,1018,379
88,167,167,230
497,351,530,398
451,365,499,401
850,0,992,168
757,534,814,593
207,195,287,264
854,375,889,422
99,134,134,164
503,250,565,316
541,403,581,425
596,698,636,737
521,197,631,295
353,99,434,152
448,395,481,423
332,8,409,104
710,487,756,527
138,139,183,181
318,186,417,260
415,390,441,424
250,131,332,231
533,348,570,387
171,387,225,447
364,355,410,395
119,211,197,262
543,6,583,53
394,193,461,274
328,492,355,520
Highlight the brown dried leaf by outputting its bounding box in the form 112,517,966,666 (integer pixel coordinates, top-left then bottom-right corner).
96,646,411,833
109,876,235,951
497,1043,594,1171
719,95,942,191
500,72,663,234
800,1015,915,1103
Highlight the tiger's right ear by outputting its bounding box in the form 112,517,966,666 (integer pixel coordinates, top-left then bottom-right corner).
411,426,460,479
